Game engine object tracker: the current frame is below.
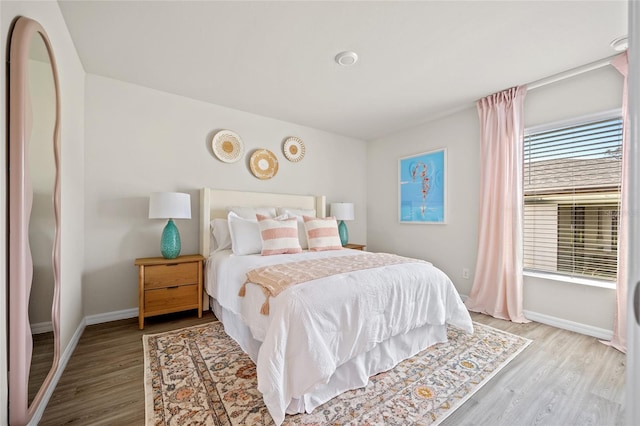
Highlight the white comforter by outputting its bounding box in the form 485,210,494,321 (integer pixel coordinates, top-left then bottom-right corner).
206,249,473,425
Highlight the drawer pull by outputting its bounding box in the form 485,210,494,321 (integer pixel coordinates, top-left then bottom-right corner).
167,285,179,289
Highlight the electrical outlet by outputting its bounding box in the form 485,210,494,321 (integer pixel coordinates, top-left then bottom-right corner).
462,268,470,279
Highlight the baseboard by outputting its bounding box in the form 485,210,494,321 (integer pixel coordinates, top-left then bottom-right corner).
28,317,87,426
523,310,613,340
31,321,53,335
84,307,138,326
460,294,613,340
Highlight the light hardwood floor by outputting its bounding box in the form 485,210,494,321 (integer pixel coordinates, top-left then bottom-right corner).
39,310,625,425
40,311,216,425
443,313,625,426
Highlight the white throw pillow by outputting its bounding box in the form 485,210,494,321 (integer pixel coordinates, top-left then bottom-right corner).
227,212,263,255
303,216,343,251
277,208,316,249
210,219,232,252
228,206,277,220
257,214,302,256
276,207,316,217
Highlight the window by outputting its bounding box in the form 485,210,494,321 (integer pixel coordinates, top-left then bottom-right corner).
523,112,622,282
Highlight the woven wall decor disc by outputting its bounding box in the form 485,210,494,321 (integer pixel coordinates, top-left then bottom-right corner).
212,130,244,163
283,137,305,162
250,149,279,179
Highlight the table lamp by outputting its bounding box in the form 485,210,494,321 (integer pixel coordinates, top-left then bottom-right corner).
330,202,354,246
148,192,191,259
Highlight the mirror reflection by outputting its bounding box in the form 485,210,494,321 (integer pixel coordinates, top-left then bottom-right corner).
26,32,56,406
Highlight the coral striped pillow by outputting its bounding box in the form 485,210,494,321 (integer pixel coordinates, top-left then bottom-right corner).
257,214,302,256
303,216,343,251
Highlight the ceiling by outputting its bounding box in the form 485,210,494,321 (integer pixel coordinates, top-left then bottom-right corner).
58,1,628,141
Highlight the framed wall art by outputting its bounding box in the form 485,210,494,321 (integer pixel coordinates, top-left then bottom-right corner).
398,148,447,224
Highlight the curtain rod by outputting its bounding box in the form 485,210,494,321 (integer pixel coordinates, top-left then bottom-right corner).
415,53,622,129
527,54,620,90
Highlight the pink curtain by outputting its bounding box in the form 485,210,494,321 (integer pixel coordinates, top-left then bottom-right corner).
606,52,629,353
465,86,529,323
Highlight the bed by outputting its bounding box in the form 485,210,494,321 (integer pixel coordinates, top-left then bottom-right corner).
199,188,473,425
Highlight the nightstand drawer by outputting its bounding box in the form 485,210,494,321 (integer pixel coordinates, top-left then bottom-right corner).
144,262,198,289
144,284,198,315
135,254,204,329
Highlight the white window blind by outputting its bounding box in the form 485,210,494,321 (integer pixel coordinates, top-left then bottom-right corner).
523,115,622,282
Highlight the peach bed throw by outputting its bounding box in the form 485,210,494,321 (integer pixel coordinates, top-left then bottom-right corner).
239,252,428,314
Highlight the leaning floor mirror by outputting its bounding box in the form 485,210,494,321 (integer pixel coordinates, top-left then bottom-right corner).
8,16,62,425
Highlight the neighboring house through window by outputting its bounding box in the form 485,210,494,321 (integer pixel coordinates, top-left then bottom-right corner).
523,111,622,282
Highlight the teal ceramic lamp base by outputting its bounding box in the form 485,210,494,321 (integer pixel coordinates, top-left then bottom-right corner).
338,220,349,246
161,219,181,259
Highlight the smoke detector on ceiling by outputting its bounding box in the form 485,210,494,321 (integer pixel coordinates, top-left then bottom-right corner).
610,36,628,52
335,51,358,66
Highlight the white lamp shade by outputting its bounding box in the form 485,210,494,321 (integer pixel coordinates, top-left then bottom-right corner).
148,192,191,219
330,202,354,221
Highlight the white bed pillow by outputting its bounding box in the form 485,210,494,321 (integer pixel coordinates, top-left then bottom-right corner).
227,212,263,255
276,208,316,249
276,207,316,217
228,206,277,219
210,219,232,252
303,216,343,251
256,214,302,255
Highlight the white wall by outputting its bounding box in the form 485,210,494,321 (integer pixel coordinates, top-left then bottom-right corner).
525,66,622,127
83,74,367,316
0,0,86,423
367,107,480,295
368,65,623,333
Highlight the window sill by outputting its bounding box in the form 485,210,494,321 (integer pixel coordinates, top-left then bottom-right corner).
523,270,616,290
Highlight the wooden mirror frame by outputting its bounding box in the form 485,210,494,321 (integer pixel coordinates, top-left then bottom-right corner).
8,16,61,425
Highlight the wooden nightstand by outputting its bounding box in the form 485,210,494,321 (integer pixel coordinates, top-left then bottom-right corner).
344,243,366,251
134,254,205,329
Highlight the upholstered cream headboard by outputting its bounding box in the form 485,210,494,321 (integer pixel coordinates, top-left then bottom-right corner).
199,188,326,257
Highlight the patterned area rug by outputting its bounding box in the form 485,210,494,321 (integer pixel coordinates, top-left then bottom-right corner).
143,321,531,425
